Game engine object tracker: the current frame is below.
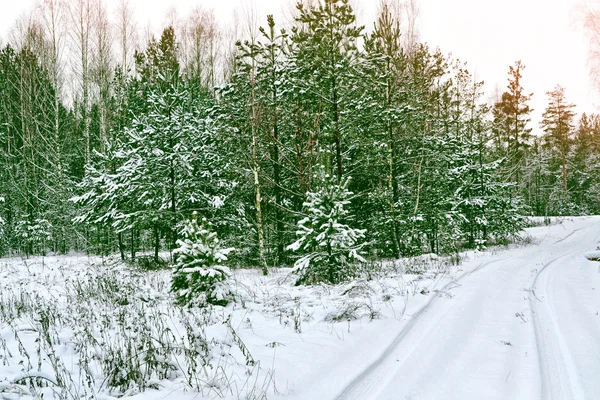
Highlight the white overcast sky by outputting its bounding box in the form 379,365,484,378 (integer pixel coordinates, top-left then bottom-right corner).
0,0,597,130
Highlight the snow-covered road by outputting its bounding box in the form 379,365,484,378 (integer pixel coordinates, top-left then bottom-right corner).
334,217,600,400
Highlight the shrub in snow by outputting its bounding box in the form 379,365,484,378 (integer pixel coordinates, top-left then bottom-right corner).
14,218,52,255
584,250,600,261
287,175,366,285
171,214,234,307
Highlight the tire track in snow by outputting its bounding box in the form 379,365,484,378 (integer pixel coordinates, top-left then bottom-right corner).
333,219,600,400
529,251,585,400
529,224,600,400
551,226,586,244
333,256,513,400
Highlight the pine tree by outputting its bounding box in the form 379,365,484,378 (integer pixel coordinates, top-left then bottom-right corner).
565,113,600,214
359,3,406,257
217,33,270,275
290,0,363,180
257,15,289,265
14,218,53,257
444,65,526,248
171,214,233,307
74,75,227,261
71,143,133,258
541,85,576,194
522,138,553,216
135,26,179,89
492,61,533,190
287,172,366,285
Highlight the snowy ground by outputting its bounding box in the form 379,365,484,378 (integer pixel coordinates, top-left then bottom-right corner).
1,217,600,400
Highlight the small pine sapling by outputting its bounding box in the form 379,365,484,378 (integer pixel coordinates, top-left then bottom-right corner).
14,218,53,256
287,174,366,285
171,213,234,307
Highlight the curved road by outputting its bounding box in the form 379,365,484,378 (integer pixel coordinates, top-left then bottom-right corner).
334,217,600,400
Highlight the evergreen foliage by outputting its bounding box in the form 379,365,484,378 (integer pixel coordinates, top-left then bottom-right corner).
14,218,53,256
492,60,533,189
171,214,233,307
288,173,366,285
541,85,577,195
1,0,599,274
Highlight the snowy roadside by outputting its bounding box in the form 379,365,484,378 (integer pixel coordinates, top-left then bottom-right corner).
0,216,593,400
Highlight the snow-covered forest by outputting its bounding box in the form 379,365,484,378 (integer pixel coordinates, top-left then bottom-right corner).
2,0,600,399
1,0,599,262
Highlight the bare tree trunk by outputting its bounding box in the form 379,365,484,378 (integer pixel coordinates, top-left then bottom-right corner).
242,7,269,275
116,0,136,74
153,223,160,263
561,146,568,192
118,232,125,260
130,228,135,260
265,17,284,263
70,0,93,164
39,0,65,176
333,81,343,180
250,51,268,275
92,0,112,149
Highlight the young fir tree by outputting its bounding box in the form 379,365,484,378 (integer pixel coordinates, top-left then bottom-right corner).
14,218,53,257
287,171,366,285
72,143,134,259
171,214,233,307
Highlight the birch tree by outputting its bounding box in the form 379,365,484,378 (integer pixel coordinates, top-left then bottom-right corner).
70,0,93,164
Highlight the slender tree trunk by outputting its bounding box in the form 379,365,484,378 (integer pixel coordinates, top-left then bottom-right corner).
268,34,284,264
94,0,111,150
169,105,177,251
294,106,308,196
272,112,283,264
130,228,135,260
253,142,268,274
118,232,125,260
561,149,567,192
153,223,159,263
71,0,92,165
385,67,400,258
250,43,268,275
332,79,342,180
